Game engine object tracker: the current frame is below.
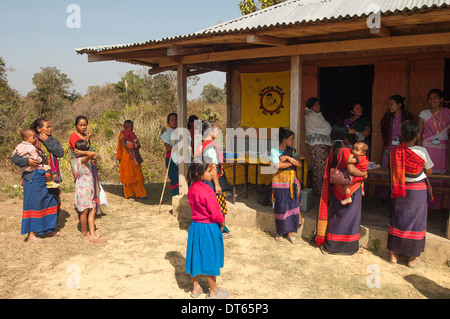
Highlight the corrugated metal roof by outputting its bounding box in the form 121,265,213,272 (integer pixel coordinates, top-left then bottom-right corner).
76,0,450,54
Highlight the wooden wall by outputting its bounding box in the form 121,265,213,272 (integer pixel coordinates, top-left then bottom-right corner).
228,53,448,167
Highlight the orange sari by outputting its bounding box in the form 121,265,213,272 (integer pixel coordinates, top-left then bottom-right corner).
116,132,147,199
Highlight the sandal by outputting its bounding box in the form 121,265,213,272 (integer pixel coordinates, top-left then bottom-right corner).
206,288,230,299
190,287,203,298
275,236,283,242
287,236,298,244
223,233,233,239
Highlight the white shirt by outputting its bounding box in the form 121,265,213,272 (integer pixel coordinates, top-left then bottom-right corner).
405,146,434,182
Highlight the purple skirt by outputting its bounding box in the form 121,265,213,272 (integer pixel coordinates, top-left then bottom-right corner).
323,187,362,255
387,181,428,257
273,182,300,236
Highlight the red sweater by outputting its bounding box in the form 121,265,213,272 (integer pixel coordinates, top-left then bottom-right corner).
188,181,225,224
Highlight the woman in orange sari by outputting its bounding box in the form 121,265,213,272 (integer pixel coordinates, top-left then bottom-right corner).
116,120,147,200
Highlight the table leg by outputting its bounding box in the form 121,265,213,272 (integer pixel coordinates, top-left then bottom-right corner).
245,164,248,199
233,162,236,204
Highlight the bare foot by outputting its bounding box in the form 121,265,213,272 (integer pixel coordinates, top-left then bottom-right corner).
27,234,43,243
389,251,399,264
407,257,421,268
90,235,107,243
45,231,61,237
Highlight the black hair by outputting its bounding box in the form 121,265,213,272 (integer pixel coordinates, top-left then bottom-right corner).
167,113,177,123
306,97,319,109
389,95,406,110
75,139,89,152
75,115,88,126
279,127,294,144
345,133,357,145
201,121,218,138
349,102,363,113
187,115,198,130
330,123,349,166
123,120,133,127
401,120,419,143
30,118,48,133
188,156,212,182
427,88,444,99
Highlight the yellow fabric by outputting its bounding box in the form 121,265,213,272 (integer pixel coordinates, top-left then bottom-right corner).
240,71,291,128
223,155,307,187
117,133,147,198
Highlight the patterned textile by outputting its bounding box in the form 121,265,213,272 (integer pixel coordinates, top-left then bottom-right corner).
388,181,428,257
316,148,363,246
389,143,425,198
216,192,228,215
308,144,330,194
72,157,95,212
21,170,59,235
271,147,302,236
69,133,102,215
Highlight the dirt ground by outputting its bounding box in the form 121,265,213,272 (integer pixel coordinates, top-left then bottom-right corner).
1,183,449,300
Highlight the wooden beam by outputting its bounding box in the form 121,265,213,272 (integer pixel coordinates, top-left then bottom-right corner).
370,25,391,39
187,69,212,77
148,66,176,75
88,49,168,62
159,56,181,67
186,63,231,73
182,32,450,65
167,45,216,56
176,63,189,196
247,34,289,46
290,55,302,153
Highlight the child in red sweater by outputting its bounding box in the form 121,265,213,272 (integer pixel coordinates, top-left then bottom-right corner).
341,141,369,205
185,156,230,299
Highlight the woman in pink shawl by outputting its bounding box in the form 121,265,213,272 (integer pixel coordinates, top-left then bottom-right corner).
418,88,450,210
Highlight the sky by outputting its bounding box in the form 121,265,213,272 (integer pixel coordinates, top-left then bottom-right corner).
0,0,242,99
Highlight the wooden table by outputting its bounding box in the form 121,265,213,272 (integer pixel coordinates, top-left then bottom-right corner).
365,167,450,239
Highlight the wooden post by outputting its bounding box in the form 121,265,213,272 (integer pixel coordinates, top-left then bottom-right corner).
290,55,302,152
177,63,189,196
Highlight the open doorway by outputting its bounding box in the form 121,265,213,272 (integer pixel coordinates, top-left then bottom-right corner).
319,65,374,126
444,59,450,108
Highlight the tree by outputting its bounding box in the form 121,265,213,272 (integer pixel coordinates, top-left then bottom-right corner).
27,66,75,115
238,0,284,15
200,83,225,104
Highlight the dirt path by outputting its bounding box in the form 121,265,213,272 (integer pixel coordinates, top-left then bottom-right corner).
1,185,449,299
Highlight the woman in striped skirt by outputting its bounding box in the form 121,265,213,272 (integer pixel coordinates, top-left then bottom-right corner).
389,120,434,268
270,127,303,244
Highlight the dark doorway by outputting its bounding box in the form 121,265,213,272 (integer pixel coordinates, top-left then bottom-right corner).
319,65,374,126
444,59,450,108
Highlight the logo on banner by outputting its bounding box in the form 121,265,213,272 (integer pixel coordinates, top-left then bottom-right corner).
259,86,285,116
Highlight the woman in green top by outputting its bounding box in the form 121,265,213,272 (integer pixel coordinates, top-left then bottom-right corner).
344,103,372,143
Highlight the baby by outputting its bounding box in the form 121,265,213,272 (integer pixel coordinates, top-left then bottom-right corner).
12,128,60,188
121,120,143,165
341,141,369,205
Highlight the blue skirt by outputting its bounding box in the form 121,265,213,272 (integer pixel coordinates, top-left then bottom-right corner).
186,221,224,277
21,170,59,235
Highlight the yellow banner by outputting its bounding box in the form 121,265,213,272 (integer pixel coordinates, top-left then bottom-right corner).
240,70,290,128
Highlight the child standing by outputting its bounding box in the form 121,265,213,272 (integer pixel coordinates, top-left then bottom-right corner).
185,157,230,299
341,141,369,205
12,129,59,189
73,140,107,243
